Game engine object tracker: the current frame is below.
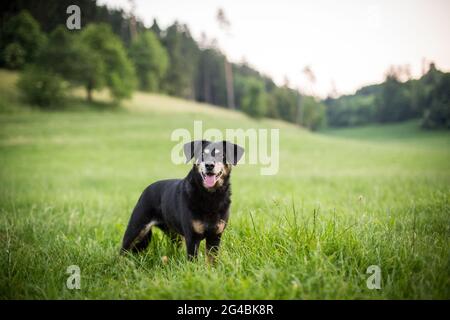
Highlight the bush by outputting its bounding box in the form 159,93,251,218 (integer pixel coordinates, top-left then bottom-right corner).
17,65,66,107
422,100,450,129
4,42,26,69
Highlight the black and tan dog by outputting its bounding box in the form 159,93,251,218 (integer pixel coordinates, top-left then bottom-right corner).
121,140,244,262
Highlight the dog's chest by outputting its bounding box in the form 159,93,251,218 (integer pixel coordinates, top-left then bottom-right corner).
191,217,227,236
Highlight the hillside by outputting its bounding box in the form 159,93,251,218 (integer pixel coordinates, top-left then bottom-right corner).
0,70,449,299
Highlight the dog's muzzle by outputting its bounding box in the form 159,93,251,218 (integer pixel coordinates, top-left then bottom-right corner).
199,162,224,188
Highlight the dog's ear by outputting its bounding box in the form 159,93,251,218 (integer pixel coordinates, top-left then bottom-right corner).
183,140,211,163
222,141,244,165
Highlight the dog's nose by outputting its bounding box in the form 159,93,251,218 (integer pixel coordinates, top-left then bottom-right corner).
205,162,215,171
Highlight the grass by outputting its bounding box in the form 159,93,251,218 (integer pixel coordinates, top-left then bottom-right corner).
0,69,449,299
321,121,450,148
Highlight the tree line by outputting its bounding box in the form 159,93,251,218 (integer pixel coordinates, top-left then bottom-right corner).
0,1,326,130
324,64,450,129
1,0,448,129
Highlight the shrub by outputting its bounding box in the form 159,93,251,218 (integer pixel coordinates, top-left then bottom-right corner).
17,65,66,107
4,42,26,69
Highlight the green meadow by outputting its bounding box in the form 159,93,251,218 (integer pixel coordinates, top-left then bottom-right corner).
0,70,449,299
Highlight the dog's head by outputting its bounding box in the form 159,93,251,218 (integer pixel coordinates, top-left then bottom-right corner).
184,140,244,191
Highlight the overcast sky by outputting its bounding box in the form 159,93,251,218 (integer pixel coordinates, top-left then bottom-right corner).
98,0,450,97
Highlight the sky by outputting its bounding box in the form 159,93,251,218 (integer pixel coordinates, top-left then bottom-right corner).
98,0,450,97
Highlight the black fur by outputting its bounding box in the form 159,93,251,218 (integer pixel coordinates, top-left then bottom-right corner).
121,141,243,261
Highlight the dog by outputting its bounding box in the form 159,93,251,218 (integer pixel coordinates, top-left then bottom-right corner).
121,140,244,262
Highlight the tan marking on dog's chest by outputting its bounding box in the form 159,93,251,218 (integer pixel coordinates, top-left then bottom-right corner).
192,219,227,234
192,220,205,234
216,219,227,234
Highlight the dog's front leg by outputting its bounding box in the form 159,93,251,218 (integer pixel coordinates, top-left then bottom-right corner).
185,235,201,261
206,235,221,264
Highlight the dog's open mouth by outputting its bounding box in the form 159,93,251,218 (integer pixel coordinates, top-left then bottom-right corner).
201,170,223,188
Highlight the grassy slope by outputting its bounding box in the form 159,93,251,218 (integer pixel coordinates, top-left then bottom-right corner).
0,69,449,299
322,121,450,148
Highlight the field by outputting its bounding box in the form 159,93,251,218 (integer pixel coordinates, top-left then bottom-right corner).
0,70,449,299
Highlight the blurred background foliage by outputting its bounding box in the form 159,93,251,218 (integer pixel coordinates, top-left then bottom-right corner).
0,0,448,129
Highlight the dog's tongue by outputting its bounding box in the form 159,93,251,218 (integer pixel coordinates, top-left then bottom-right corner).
204,175,216,187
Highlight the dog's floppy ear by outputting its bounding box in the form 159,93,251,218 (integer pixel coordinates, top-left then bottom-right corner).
222,141,244,165
183,140,211,163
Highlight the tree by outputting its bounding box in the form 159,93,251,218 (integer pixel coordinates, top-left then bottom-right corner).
376,71,412,122
270,86,297,122
421,71,450,129
150,19,162,38
0,1,146,46
161,23,200,99
216,8,235,109
129,31,169,92
238,76,267,118
197,48,227,106
80,24,136,101
1,10,46,69
37,25,105,103
300,96,326,130
39,26,89,83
